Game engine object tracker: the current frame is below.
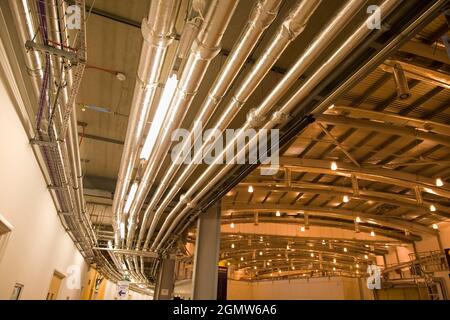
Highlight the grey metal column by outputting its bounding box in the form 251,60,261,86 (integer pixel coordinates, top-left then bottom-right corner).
154,258,175,300
192,201,221,300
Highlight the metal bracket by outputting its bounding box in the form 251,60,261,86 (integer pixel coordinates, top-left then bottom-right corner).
30,138,58,148
25,40,78,65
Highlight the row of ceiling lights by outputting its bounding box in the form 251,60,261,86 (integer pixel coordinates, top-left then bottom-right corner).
245,177,442,230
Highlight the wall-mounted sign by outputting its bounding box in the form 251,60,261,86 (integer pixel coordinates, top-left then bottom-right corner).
116,280,130,300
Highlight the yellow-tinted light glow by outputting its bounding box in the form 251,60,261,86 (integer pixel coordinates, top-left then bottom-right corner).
276,210,281,217
355,216,361,223
230,222,235,229
343,195,350,203
331,161,338,171
364,254,368,259
370,231,376,237
432,223,438,230
240,257,244,261
231,243,235,249
436,178,444,187
140,74,178,160
333,267,336,271
343,247,348,252
310,253,314,258
123,182,139,214
333,258,337,264
248,185,254,193
430,204,436,212
119,222,125,239
259,251,263,256
300,226,305,232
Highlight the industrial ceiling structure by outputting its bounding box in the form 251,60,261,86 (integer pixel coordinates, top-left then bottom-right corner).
5,0,450,291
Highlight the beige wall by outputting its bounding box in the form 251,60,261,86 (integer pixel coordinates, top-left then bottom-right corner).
0,75,89,300
227,277,373,300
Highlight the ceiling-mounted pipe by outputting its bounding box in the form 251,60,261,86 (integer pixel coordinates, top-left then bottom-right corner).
150,0,366,251
142,0,323,250
112,0,179,247
135,0,284,250
154,0,402,251
125,0,239,249
47,0,97,248
392,63,411,100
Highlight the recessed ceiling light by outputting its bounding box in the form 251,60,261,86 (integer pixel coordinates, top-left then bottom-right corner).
430,204,436,212
436,178,444,187
331,161,338,171
248,185,254,193
432,223,438,230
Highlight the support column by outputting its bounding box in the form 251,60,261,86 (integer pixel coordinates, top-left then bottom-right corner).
154,258,175,300
192,201,221,300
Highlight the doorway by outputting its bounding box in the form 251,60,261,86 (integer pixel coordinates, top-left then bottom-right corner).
46,271,65,300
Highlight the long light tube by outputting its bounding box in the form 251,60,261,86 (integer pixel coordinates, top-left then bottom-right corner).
120,222,125,239
140,74,178,160
123,182,139,214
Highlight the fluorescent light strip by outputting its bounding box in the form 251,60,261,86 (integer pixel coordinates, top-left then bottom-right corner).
140,74,178,160
119,222,125,239
123,182,138,214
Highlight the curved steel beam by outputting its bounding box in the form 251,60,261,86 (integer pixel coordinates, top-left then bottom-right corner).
237,182,450,218
315,114,450,148
222,203,438,235
263,157,450,199
331,105,450,137
221,216,421,242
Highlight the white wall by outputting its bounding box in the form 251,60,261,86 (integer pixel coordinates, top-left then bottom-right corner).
0,76,89,299
227,277,372,300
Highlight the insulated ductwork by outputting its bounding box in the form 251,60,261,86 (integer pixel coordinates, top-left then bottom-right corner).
143,0,324,250
134,0,284,250
125,0,239,249
112,0,179,246
160,0,403,251
151,0,383,251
